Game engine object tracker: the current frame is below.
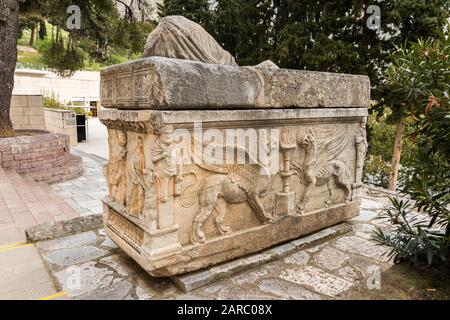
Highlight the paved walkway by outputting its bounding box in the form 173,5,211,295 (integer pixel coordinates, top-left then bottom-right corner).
49,117,109,217
0,243,60,299
73,117,108,160
0,167,79,246
51,151,108,217
0,124,109,300
32,190,449,300
0,166,80,300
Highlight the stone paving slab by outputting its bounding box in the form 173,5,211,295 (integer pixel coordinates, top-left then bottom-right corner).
52,151,108,217
0,245,58,300
31,189,448,300
258,278,322,300
172,223,353,292
37,228,181,300
280,266,354,296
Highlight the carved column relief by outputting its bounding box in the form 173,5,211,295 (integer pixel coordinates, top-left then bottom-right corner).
126,136,147,217
355,118,368,183
134,125,184,256
275,127,296,218
151,125,184,204
149,124,185,232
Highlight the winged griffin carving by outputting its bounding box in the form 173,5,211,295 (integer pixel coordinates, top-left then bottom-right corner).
293,125,353,214
181,136,279,244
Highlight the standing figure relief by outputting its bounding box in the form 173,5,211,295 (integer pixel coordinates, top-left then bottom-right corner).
127,136,147,216
151,125,184,203
104,130,128,206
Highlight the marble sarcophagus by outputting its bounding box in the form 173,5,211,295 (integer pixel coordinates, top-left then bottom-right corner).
99,16,369,277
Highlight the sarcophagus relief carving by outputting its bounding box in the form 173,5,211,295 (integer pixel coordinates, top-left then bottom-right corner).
100,16,369,277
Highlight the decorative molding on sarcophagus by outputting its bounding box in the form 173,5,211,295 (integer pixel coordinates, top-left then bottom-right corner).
99,16,369,277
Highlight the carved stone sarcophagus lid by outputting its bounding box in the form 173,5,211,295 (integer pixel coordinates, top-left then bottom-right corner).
100,16,369,277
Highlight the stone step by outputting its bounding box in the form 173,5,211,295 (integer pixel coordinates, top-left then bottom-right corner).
27,154,83,184
0,167,80,231
172,223,354,292
0,169,37,229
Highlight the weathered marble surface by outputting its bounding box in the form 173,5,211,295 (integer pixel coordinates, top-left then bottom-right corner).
99,15,369,277
144,16,237,66
99,107,368,276
100,57,370,110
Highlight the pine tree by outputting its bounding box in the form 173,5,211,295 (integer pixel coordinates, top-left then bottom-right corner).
212,0,449,86
214,0,274,65
0,0,154,137
213,0,449,190
158,0,214,34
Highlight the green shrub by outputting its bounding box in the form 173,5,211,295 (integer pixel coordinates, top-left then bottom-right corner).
43,93,92,118
41,37,86,77
71,107,90,116
363,155,391,189
373,36,450,268
374,197,449,266
43,91,65,109
106,54,128,66
35,37,53,53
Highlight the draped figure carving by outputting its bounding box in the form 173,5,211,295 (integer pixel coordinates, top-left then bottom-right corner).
144,15,237,66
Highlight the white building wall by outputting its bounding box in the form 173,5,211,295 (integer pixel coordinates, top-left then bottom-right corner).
13,69,100,106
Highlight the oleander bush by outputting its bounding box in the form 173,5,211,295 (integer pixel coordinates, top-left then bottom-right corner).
373,36,450,268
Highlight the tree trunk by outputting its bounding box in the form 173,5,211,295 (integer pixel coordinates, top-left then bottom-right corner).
0,0,19,138
389,120,405,191
29,22,35,46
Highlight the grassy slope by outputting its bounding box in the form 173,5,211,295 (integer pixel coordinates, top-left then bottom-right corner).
16,22,115,72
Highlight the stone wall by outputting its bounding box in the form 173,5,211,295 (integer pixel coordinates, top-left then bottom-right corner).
10,95,46,130
44,108,78,146
0,131,82,183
